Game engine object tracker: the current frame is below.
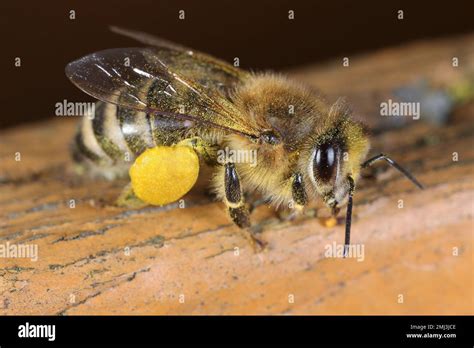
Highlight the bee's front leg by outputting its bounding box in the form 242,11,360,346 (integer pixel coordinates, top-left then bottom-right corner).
223,163,267,250
291,172,307,213
278,172,307,221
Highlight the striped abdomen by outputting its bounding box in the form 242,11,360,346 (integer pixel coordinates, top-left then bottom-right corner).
72,101,191,179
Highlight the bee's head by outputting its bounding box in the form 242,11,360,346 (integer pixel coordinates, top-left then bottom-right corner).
303,102,370,210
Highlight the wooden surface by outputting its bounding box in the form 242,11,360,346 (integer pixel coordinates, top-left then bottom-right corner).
1,34,473,315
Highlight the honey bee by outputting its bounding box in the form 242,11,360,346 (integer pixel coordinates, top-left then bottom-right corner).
66,27,423,254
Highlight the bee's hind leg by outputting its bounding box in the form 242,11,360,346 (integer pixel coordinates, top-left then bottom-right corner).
116,183,148,209
177,137,217,165
223,162,267,251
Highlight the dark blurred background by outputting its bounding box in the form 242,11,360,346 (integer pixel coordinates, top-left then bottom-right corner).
1,0,473,129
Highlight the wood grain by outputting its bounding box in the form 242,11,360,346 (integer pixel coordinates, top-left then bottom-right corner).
1,34,473,315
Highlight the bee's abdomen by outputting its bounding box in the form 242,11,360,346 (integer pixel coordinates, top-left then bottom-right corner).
117,107,154,156
72,103,111,165
72,101,193,177
91,102,138,161
71,101,149,178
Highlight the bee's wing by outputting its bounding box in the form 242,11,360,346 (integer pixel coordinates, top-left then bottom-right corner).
65,46,262,138
109,26,245,86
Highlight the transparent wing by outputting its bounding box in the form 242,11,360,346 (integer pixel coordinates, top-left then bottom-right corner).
109,26,247,89
65,46,262,138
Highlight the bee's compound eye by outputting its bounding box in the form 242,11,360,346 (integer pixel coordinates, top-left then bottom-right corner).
313,143,337,183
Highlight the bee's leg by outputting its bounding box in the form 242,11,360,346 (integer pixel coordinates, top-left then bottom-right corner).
224,163,250,227
177,137,217,165
178,136,220,199
248,196,267,213
223,163,266,250
290,172,307,215
116,183,148,209
278,172,307,221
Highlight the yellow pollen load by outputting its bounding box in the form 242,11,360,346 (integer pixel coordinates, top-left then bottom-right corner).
129,145,199,205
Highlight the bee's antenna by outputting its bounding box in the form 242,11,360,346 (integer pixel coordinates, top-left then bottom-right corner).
343,154,423,257
362,153,424,190
344,176,355,258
